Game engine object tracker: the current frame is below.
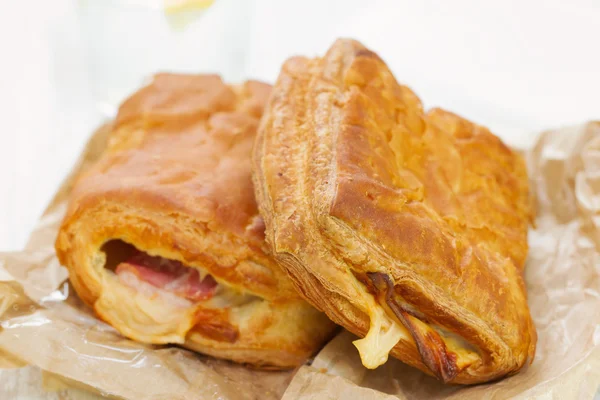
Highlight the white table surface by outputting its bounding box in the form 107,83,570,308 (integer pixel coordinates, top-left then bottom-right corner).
0,0,599,397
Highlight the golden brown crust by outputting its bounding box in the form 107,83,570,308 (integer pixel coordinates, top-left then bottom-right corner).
55,73,336,369
253,39,536,382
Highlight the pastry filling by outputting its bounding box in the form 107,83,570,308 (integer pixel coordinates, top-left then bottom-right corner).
353,272,480,382
351,277,408,369
115,251,218,303
99,240,256,343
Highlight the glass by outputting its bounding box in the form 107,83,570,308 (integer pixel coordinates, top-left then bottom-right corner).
77,0,251,117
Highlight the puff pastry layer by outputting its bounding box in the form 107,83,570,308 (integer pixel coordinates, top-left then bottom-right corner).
56,73,337,369
253,39,536,383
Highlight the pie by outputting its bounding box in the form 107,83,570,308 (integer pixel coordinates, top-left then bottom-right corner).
55,73,337,369
252,39,536,383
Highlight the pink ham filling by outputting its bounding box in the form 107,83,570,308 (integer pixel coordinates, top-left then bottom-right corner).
115,251,218,302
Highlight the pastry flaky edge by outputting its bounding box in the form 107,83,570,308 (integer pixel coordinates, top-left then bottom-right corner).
252,39,537,383
55,73,337,369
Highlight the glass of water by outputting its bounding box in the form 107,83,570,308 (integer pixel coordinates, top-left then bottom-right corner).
77,0,252,117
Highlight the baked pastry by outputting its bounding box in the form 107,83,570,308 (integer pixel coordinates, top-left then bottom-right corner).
252,39,536,383
55,73,336,369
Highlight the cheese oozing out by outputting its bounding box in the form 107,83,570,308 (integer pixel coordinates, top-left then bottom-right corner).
353,305,406,369
349,273,481,374
350,276,409,369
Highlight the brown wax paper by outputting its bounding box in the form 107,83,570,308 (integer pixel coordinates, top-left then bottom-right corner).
0,124,293,400
0,121,599,399
283,122,600,399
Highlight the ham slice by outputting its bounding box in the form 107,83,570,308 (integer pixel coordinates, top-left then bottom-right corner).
115,251,218,301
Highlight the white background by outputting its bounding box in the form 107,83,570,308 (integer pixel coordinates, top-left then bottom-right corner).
1,0,599,252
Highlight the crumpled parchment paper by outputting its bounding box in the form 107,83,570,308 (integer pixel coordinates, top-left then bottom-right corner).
1,122,599,399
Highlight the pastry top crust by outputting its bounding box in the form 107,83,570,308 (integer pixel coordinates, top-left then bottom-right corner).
55,74,337,369
60,73,297,301
253,39,536,383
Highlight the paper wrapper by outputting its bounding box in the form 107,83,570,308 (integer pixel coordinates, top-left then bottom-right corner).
1,122,599,399
0,125,292,400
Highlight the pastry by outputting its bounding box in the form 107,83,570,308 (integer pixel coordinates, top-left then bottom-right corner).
252,39,536,383
55,73,337,369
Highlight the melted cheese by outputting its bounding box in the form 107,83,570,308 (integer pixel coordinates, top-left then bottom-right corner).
118,268,192,309
205,285,258,308
432,325,481,368
350,277,409,369
349,276,480,371
353,305,406,368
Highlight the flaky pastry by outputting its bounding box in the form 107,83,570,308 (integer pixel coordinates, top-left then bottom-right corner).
253,39,536,383
55,73,336,369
